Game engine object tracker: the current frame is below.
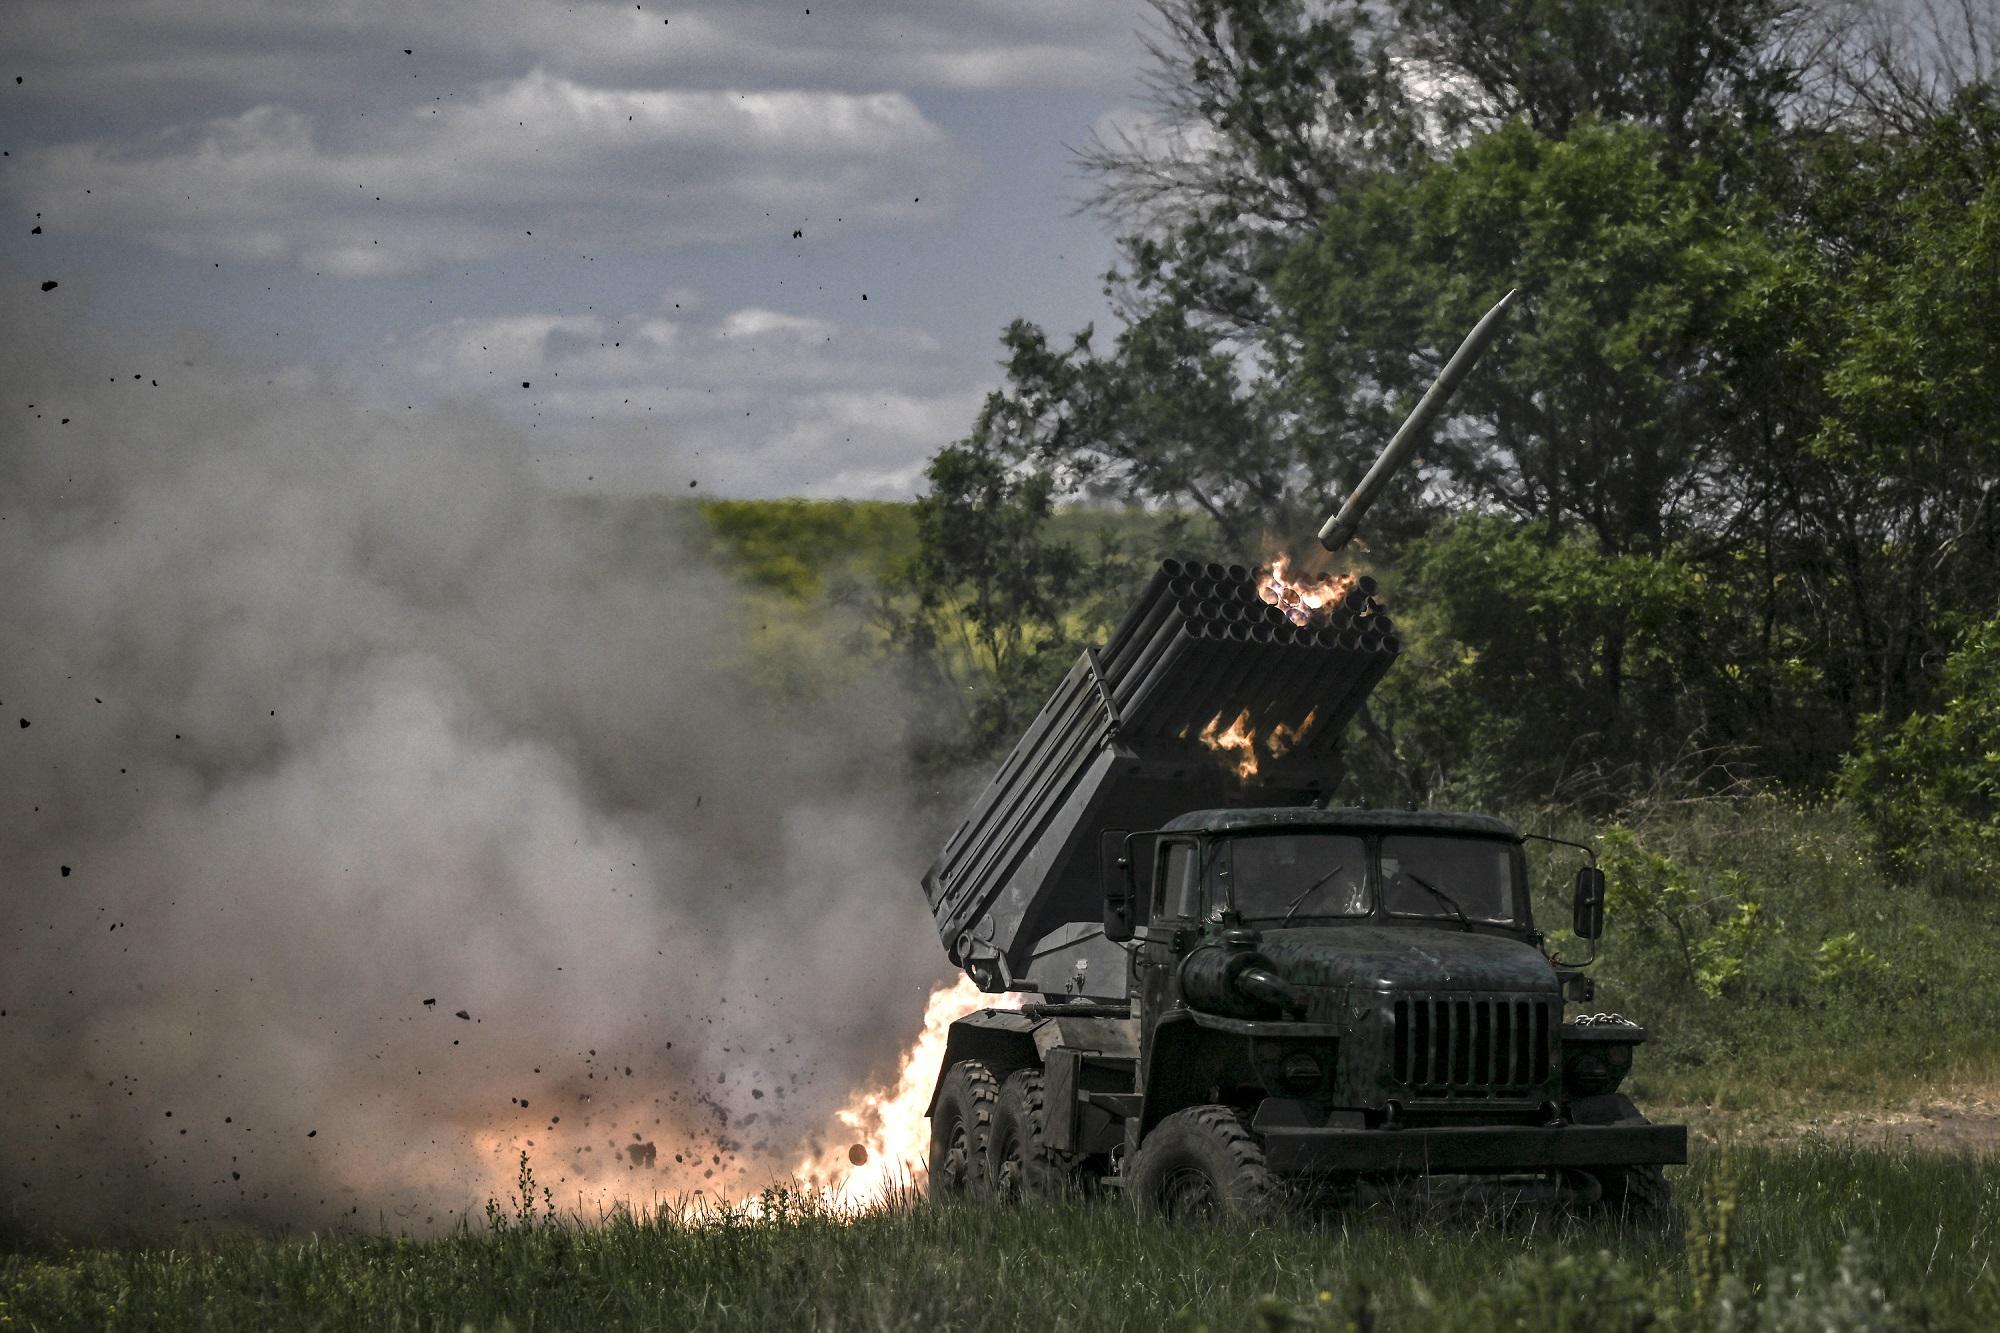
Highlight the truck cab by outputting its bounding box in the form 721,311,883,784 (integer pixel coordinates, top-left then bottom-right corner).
928,807,1685,1218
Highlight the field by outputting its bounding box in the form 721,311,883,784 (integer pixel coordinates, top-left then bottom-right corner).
3,1144,1996,1330
7,499,1999,1330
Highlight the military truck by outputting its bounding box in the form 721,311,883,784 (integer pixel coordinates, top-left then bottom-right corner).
918,296,1685,1219
919,564,1684,1218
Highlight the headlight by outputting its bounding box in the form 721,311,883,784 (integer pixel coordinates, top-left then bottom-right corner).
1561,1041,1634,1096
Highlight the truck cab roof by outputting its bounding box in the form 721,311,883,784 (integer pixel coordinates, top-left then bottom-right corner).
1159,807,1522,841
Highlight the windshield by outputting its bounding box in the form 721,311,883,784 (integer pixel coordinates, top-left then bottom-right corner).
1380,835,1523,925
1215,833,1368,921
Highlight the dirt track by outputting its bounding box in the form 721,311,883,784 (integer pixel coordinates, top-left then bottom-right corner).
1676,1087,2000,1154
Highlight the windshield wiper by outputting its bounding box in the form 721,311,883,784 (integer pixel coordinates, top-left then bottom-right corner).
1278,864,1345,927
1404,872,1473,932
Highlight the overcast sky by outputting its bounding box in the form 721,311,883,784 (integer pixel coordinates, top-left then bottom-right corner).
3,0,1153,497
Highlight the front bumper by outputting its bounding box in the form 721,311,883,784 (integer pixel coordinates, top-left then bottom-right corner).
1255,1121,1689,1175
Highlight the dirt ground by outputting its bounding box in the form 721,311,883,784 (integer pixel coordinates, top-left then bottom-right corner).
1672,1085,2000,1154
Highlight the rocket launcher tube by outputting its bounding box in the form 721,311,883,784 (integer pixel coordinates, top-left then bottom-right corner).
1317,289,1518,553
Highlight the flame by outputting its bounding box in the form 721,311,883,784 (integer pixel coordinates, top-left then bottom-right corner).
445,975,1013,1224
1198,706,1316,781
1269,707,1318,759
1256,554,1357,627
1197,550,1369,778
790,975,1015,1206
1200,707,1260,780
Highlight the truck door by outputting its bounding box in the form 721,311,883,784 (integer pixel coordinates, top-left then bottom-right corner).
1136,837,1202,1106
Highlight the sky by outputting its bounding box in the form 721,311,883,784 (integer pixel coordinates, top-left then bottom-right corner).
2,0,1156,498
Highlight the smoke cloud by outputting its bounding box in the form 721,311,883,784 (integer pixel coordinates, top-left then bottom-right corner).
0,291,952,1234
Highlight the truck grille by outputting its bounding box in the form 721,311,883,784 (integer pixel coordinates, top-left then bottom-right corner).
1390,993,1553,1097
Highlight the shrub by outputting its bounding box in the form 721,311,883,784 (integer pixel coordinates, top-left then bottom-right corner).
1841,615,2000,895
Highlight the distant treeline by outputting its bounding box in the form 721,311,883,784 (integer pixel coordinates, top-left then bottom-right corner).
865,0,1998,891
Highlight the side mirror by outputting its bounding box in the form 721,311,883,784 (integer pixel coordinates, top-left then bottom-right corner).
1572,865,1606,940
1101,829,1137,942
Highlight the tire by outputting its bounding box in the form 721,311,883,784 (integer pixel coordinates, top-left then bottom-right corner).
1129,1105,1280,1223
928,1060,999,1201
1591,1163,1676,1223
989,1069,1091,1202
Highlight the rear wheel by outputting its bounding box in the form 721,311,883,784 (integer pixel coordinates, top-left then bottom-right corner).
989,1069,1091,1201
928,1060,999,1200
1129,1105,1279,1222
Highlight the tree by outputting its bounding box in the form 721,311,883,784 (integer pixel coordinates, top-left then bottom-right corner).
1725,89,2000,734
1390,0,1808,148
1841,614,2000,895
915,0,1999,801
881,403,1089,768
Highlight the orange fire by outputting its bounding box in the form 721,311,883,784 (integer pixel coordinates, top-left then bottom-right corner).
1200,708,1260,780
1256,555,1356,627
1197,705,1320,781
1269,707,1318,758
790,974,1014,1206
446,975,1012,1224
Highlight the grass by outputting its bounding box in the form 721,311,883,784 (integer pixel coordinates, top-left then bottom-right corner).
3,1144,1994,1330
1512,797,2000,1123
9,502,1988,1327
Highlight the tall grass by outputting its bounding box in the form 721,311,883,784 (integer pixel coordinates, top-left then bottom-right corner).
3,1145,1994,1330
1518,797,2000,1117
9,504,1979,1327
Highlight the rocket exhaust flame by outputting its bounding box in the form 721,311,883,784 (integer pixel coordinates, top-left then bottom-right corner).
1200,708,1261,780
445,977,1007,1222
790,976,1013,1206
1255,555,1359,628
1197,703,1324,782
1192,556,1378,779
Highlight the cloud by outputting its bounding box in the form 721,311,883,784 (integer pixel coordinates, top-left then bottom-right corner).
1087,104,1226,166
385,303,982,497
7,0,1144,108
10,70,962,275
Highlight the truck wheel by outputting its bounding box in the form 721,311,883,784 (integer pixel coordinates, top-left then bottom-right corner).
928,1060,999,1201
989,1070,1090,1201
1591,1163,1676,1223
1129,1105,1278,1223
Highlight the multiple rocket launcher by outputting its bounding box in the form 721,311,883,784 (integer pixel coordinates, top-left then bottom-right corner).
922,290,1520,997
922,564,1402,998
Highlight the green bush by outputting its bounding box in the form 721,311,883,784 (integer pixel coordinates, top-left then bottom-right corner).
1515,798,2000,1109
1841,615,2000,896
1598,825,1771,1001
